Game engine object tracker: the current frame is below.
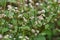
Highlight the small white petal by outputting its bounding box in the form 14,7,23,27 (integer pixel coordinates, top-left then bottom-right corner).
18,14,22,17
15,7,18,10
29,0,33,3
36,3,39,5
7,5,12,10
4,35,9,38
8,24,13,28
36,30,39,33
29,3,33,8
25,36,29,40
23,17,27,22
19,36,23,38
0,34,3,39
14,38,16,40
0,7,2,9
35,33,37,36
57,10,60,13
9,35,12,38
38,15,44,20
31,29,35,33
54,19,57,21
25,4,28,6
21,10,24,12
47,6,50,9
58,0,60,3
41,10,45,13
30,16,34,19
15,10,19,12
41,14,45,17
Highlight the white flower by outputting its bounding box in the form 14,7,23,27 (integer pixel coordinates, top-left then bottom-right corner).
41,14,45,17
15,7,18,10
31,29,35,33
4,34,9,38
57,10,60,13
14,38,16,40
41,10,45,13
47,5,50,9
7,5,11,7
9,30,12,32
38,15,44,20
35,33,37,36
25,4,28,6
0,7,2,10
38,11,42,14
29,3,33,8
21,10,24,12
36,3,39,6
54,19,57,21
19,36,23,38
0,34,3,39
58,0,60,3
36,30,39,33
0,14,6,18
2,14,6,17
7,5,12,10
23,17,27,22
8,24,13,28
15,10,19,13
9,35,12,38
30,16,34,19
38,10,45,14
25,36,29,40
29,0,33,3
18,14,23,18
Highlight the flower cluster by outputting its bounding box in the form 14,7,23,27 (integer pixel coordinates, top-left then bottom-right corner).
0,0,60,40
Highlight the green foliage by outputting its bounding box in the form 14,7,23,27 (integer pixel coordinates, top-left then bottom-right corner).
0,0,60,40
33,35,46,40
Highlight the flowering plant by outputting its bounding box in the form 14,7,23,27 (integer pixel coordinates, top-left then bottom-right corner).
0,0,60,40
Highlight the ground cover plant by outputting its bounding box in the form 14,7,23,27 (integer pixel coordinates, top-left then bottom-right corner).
0,0,60,40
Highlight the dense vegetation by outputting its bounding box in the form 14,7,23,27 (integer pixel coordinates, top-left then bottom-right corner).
0,0,60,40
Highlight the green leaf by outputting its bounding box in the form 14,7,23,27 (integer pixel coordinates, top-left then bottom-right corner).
11,19,17,25
45,24,49,29
44,29,52,35
37,20,42,27
7,0,16,3
33,35,46,40
0,0,7,7
2,28,9,33
23,13,29,19
49,23,55,29
57,19,60,26
46,13,55,22
20,26,30,30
